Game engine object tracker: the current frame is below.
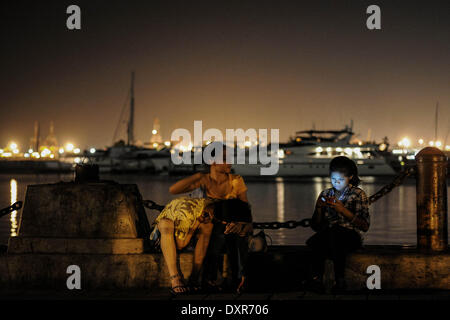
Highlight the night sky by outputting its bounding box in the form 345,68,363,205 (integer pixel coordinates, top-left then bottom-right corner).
0,0,449,150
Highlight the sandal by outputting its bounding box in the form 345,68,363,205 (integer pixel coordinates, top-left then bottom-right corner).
187,283,202,293
169,274,189,296
187,274,203,293
236,276,247,295
203,280,223,293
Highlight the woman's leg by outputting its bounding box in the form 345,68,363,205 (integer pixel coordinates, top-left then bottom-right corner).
158,218,187,292
237,235,249,279
306,229,331,279
202,222,226,285
190,222,214,282
235,235,249,293
330,226,362,286
224,234,241,287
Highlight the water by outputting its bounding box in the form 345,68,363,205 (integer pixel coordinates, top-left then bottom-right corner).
0,173,448,246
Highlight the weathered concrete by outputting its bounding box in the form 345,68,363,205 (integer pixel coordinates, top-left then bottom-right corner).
346,247,450,290
8,238,145,254
0,252,190,290
2,180,448,294
9,181,151,254
1,246,448,291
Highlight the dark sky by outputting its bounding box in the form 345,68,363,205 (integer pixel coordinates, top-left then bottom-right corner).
0,0,449,149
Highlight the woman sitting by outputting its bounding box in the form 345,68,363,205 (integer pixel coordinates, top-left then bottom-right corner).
151,196,215,295
151,195,252,295
167,142,252,293
307,156,370,293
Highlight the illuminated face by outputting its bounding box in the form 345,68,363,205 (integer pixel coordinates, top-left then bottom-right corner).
331,171,351,191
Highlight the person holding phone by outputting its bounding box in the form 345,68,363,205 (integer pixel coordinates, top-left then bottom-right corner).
307,156,370,292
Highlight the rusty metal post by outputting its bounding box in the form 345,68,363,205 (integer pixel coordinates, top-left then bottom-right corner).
415,147,448,251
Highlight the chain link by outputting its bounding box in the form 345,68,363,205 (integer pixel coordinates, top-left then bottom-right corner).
0,201,23,219
142,167,415,231
142,200,165,212
252,219,311,230
368,166,415,204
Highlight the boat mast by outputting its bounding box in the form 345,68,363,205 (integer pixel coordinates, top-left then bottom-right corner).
33,121,40,151
434,101,438,143
127,71,135,146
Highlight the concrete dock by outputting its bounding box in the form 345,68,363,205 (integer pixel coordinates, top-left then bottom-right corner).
1,245,449,292
0,169,448,297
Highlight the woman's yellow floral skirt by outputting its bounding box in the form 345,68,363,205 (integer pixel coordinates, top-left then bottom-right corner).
154,197,213,240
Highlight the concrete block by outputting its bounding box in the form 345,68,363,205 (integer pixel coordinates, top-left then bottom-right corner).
15,182,151,239
8,237,145,254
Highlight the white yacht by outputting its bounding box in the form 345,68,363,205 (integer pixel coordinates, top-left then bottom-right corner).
232,125,396,177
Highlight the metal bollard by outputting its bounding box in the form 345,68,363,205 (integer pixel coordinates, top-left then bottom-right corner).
75,164,100,183
415,147,448,252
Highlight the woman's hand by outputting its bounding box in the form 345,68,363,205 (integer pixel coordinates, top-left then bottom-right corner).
224,222,252,236
239,222,253,237
197,211,212,224
224,222,240,234
323,196,345,214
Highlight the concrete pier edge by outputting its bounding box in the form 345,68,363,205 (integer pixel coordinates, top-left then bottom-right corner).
0,245,448,291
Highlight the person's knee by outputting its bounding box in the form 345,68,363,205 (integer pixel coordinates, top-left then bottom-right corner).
158,218,174,234
175,241,185,250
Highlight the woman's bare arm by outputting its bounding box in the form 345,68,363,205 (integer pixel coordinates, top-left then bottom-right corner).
337,206,369,232
238,191,248,203
169,172,204,194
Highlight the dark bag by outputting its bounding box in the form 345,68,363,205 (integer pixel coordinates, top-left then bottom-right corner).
248,230,271,253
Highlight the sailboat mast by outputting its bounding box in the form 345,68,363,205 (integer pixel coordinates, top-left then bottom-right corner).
127,71,135,146
34,121,40,151
434,101,438,142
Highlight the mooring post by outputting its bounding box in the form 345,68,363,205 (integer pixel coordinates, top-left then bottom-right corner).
415,147,448,252
75,164,99,183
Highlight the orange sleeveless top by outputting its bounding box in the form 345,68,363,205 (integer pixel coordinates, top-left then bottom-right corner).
191,173,248,200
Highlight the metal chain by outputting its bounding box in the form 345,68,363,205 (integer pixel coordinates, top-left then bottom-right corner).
141,199,313,229
142,200,165,212
0,169,415,232
0,201,23,219
368,166,416,204
252,219,311,230
142,167,416,230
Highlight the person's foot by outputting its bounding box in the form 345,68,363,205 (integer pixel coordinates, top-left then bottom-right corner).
236,276,246,295
221,277,247,295
202,280,223,293
169,274,189,296
331,277,347,294
187,277,202,294
302,276,325,294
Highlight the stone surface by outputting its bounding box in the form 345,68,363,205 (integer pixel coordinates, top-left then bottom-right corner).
8,238,145,254
8,181,151,254
1,245,448,291
346,247,450,290
0,252,193,290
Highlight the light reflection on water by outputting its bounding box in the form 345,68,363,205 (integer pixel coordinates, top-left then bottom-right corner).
0,173,448,246
10,179,18,237
276,177,284,222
